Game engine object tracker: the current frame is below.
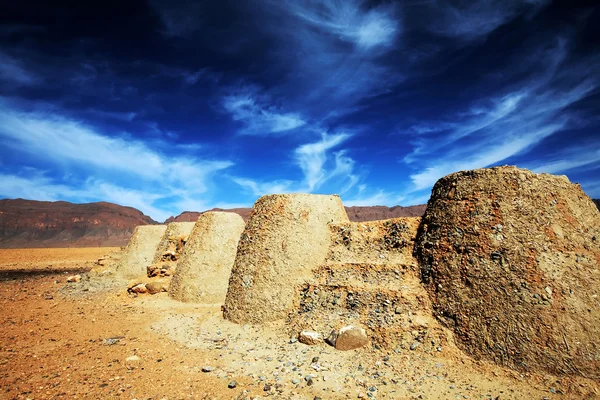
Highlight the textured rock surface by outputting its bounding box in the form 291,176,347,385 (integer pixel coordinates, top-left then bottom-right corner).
223,194,350,324
328,326,369,351
289,217,447,351
115,225,167,279
168,212,245,303
0,199,156,248
147,222,195,277
415,166,600,377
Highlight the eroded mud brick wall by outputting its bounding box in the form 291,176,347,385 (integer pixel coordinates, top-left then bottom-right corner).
115,225,167,279
151,222,195,264
223,194,350,324
168,212,245,303
415,166,600,377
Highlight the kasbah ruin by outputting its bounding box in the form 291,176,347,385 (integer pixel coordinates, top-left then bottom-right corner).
1,166,599,399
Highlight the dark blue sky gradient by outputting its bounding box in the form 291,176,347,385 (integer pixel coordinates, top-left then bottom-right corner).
0,0,599,221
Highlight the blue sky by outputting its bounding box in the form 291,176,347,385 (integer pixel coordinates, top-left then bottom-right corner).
0,0,599,221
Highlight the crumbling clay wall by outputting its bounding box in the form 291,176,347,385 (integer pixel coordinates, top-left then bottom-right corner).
148,222,195,277
168,212,245,303
115,225,166,279
290,217,451,351
223,194,349,324
415,166,600,377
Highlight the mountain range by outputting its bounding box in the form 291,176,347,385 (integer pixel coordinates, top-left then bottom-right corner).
1,198,597,248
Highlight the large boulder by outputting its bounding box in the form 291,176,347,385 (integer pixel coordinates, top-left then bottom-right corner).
223,194,349,324
115,225,166,279
415,166,600,376
168,212,245,303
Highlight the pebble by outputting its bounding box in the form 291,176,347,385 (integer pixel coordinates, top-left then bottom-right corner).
202,366,215,373
410,342,420,350
228,380,237,389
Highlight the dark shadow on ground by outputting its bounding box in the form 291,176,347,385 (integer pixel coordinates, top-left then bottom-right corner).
0,267,91,281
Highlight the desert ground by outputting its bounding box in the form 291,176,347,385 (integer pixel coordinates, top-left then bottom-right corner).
1,248,598,400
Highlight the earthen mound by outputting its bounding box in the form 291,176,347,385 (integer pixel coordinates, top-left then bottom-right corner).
148,222,195,277
168,212,245,303
115,225,167,279
415,166,600,377
223,194,349,324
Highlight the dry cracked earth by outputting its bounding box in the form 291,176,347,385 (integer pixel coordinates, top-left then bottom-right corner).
1,248,598,400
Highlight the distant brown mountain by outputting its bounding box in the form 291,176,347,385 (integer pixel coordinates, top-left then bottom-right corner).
3,197,595,249
0,199,157,248
164,204,427,224
164,208,253,223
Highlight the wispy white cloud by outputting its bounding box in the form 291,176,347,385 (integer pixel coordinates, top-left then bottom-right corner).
232,177,296,197
285,0,399,50
149,0,204,37
0,52,38,85
424,0,549,41
256,0,402,120
0,171,170,220
343,189,391,207
531,144,600,175
295,132,351,190
233,131,358,195
223,87,306,135
0,103,233,220
402,38,598,192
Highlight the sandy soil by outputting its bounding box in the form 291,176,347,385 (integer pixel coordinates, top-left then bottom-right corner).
1,248,598,400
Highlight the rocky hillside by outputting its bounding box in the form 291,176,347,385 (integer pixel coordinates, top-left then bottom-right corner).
0,199,157,248
165,204,427,223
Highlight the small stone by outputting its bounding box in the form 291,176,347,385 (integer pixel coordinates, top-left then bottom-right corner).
292,379,300,384
201,366,215,373
125,355,140,362
306,377,314,386
129,283,148,294
312,356,319,363
410,342,420,350
227,380,237,389
299,331,323,346
329,326,369,351
145,282,164,295
66,275,81,283
264,384,271,391
289,337,298,344
544,286,553,296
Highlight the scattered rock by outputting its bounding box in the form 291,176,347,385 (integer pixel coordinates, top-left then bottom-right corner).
227,380,237,389
201,366,215,373
145,282,164,295
328,325,369,351
298,331,323,345
66,275,81,283
129,283,148,294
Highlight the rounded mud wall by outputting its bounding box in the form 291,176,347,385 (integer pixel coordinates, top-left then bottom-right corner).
223,194,349,324
415,166,600,377
151,222,195,264
168,212,245,303
116,225,167,279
